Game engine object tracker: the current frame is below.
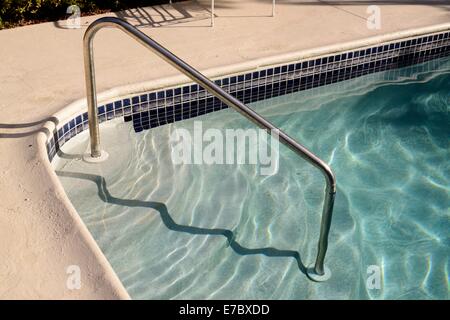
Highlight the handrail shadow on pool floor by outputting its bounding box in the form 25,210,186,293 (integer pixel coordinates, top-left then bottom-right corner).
56,170,308,275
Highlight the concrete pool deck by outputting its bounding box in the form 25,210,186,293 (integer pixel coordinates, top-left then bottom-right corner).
0,0,449,299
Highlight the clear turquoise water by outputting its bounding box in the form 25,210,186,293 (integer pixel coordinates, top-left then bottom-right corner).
56,58,450,300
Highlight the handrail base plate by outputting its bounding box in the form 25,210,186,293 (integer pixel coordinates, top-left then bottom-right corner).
306,265,331,282
83,150,109,163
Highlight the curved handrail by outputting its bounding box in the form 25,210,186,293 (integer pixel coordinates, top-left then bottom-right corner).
83,17,336,281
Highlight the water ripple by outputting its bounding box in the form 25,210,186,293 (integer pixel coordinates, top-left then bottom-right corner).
55,57,450,299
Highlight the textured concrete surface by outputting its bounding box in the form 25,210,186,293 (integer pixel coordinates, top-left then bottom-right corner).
0,0,448,299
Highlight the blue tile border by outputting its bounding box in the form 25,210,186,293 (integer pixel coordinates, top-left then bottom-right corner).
46,31,450,161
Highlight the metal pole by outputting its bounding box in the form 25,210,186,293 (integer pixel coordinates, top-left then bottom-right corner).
211,0,215,27
83,17,336,281
83,36,102,158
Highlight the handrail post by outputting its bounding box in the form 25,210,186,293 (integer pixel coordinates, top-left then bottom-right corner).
82,25,108,162
82,17,336,281
308,184,336,281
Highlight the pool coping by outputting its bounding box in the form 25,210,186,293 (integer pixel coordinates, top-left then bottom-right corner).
38,22,450,299
43,22,450,133
36,129,132,300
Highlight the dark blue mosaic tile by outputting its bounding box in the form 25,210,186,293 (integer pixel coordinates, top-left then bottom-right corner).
140,94,148,102
47,30,450,158
132,96,139,105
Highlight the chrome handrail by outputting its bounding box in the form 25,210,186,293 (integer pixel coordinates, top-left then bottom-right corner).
83,17,336,281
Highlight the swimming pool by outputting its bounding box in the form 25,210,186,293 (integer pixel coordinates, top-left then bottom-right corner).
54,57,449,300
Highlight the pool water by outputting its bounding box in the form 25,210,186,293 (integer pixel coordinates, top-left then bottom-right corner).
55,58,450,300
